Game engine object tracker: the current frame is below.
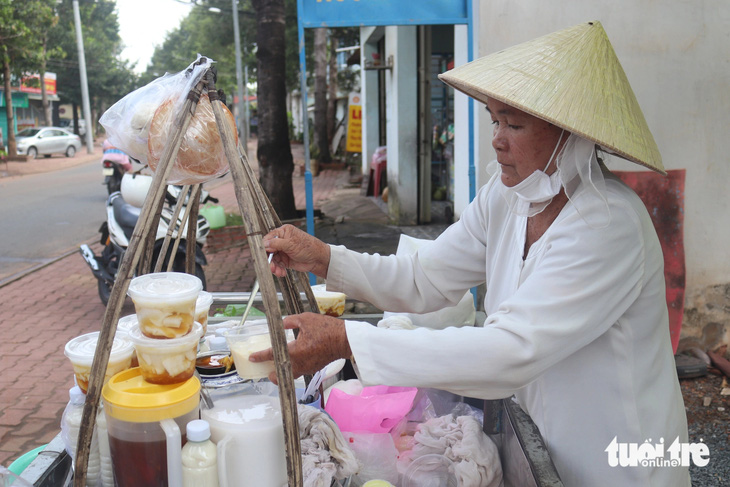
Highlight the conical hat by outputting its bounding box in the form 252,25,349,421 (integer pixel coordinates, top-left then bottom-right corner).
439,21,664,174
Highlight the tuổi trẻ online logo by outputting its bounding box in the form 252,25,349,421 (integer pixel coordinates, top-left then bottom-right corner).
606,437,709,467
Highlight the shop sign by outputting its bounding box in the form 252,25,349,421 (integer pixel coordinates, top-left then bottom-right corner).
20,72,57,95
345,93,362,153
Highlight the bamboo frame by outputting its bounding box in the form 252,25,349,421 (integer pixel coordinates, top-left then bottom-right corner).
73,76,207,487
206,71,304,486
74,64,315,487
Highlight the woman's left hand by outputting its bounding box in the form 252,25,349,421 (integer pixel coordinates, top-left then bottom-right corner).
249,312,351,384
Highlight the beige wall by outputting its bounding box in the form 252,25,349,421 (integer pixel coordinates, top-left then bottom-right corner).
473,2,730,340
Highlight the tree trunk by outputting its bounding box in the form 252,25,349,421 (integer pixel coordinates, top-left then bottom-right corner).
40,40,52,126
327,33,338,144
313,28,331,164
3,58,16,156
252,0,297,220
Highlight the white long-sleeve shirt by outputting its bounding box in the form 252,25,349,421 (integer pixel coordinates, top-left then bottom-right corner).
326,171,690,486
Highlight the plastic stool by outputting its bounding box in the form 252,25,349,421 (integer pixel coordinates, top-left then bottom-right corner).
371,158,387,197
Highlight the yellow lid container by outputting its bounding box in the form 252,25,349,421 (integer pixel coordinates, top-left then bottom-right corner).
102,367,200,423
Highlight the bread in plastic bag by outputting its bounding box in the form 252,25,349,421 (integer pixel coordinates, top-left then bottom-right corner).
99,55,236,185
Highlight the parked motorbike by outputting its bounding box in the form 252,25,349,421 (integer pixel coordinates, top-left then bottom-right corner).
101,140,132,195
80,173,218,305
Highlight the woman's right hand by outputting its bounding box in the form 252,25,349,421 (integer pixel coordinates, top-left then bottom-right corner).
263,224,331,278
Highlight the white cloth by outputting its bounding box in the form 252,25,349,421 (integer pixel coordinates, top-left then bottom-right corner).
299,405,359,487
398,415,502,487
326,170,690,487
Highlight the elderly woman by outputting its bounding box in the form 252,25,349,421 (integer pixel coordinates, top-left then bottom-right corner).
252,21,689,486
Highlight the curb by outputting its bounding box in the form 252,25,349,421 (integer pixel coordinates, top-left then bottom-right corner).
0,237,96,289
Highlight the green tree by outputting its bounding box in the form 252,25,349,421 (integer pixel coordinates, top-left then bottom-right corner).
47,0,136,138
0,0,58,155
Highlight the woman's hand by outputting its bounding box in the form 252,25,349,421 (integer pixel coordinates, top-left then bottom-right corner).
249,312,351,384
263,224,331,278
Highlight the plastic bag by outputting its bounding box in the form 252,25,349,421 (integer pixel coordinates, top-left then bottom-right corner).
99,55,235,185
343,432,400,486
381,235,476,329
324,385,418,434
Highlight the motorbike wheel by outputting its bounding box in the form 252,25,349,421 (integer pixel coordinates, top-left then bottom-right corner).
106,171,122,195
98,277,113,305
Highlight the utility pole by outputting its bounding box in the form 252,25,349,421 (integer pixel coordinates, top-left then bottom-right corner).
231,0,248,145
72,0,94,153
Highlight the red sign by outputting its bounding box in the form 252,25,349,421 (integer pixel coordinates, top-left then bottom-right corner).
20,72,57,95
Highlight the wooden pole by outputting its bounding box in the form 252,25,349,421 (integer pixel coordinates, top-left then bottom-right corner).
154,184,190,273
185,184,202,275
73,76,207,487
207,73,304,486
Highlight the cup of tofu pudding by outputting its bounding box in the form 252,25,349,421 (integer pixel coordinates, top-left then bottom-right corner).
64,332,135,393
225,321,295,380
128,322,203,384
194,291,214,336
127,272,202,338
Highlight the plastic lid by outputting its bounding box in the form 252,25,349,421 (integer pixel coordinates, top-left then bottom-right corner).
64,332,134,366
128,322,203,349
127,272,202,301
117,314,138,336
195,290,214,310
102,367,200,422
186,419,211,442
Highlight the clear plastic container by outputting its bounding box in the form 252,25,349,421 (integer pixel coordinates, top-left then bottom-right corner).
402,454,459,487
127,272,202,339
311,284,346,317
102,368,200,487
128,322,203,384
195,291,214,336
225,322,295,381
64,332,135,393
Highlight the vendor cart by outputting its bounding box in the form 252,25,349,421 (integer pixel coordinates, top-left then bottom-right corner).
16,296,562,487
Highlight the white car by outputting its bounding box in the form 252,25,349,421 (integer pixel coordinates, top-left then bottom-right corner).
15,127,83,159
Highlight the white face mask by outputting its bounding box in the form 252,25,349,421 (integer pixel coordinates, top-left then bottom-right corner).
505,130,565,210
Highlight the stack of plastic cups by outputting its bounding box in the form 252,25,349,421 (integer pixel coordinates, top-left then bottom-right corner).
126,272,204,384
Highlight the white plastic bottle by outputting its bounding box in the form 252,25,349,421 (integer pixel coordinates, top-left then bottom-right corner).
60,386,101,487
181,419,219,487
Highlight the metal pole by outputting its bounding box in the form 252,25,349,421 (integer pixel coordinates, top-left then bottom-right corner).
296,0,316,285
72,0,94,153
231,0,246,144
244,63,250,142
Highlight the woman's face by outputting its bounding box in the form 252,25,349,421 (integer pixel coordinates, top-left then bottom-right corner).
486,97,566,187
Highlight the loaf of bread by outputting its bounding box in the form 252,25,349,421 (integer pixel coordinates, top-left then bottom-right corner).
147,93,236,184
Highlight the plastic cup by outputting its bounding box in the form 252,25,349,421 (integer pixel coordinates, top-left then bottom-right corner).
128,322,203,385
194,291,214,336
64,332,135,394
311,284,346,317
116,315,141,367
127,272,202,339
225,322,295,380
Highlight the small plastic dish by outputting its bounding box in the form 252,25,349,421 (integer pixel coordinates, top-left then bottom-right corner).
196,350,236,377
128,322,203,385
402,454,459,487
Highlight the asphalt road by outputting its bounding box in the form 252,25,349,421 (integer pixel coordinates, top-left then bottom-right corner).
0,158,107,284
